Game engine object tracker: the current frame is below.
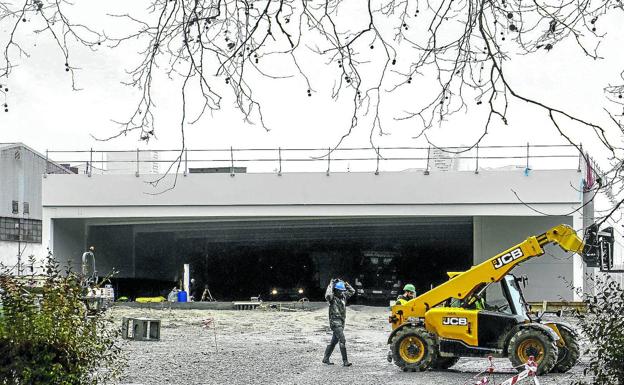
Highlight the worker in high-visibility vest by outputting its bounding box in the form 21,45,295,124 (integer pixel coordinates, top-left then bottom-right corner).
395,284,416,305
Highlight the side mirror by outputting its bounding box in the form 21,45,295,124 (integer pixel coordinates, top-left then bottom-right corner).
583,225,615,270
598,227,614,271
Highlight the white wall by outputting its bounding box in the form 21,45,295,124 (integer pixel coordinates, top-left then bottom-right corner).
473,216,579,301
41,169,589,299
1,146,44,219
1,144,67,220
0,240,45,271
43,169,582,208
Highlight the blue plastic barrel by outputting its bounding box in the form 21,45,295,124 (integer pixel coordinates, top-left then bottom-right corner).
177,290,188,303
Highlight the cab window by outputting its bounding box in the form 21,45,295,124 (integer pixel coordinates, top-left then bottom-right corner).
484,282,513,314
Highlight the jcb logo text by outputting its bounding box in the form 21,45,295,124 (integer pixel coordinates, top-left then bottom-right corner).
442,317,468,326
492,248,524,269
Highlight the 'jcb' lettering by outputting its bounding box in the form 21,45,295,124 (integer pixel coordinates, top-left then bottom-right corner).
442,317,468,326
492,248,524,269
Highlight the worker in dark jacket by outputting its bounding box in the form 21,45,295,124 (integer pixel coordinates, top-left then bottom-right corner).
322,278,355,367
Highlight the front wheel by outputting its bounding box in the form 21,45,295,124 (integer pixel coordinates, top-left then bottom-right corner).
551,327,580,373
390,326,438,372
508,328,559,375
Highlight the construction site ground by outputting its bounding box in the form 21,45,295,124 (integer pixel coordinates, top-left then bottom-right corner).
114,305,586,385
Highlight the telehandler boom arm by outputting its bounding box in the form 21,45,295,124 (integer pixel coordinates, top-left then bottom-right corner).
392,224,587,321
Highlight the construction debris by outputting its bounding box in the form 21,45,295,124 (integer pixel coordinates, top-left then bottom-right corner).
121,317,161,341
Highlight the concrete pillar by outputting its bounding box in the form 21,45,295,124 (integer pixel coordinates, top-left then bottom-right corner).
582,192,595,232
582,189,597,298
572,212,585,301
41,212,54,273
183,263,190,295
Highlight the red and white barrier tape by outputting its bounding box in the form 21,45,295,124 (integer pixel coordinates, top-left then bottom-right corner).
469,356,540,385
498,357,540,385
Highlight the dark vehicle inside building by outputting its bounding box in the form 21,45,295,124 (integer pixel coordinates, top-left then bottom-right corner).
354,251,401,304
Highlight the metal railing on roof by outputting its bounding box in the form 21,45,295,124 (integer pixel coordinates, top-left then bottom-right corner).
44,144,584,176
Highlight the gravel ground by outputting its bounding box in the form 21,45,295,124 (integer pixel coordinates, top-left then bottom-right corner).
113,305,587,385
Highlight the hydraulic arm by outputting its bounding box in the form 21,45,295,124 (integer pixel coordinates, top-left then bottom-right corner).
387,223,614,375
390,224,586,325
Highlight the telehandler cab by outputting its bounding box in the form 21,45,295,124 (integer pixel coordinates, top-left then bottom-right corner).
387,224,614,375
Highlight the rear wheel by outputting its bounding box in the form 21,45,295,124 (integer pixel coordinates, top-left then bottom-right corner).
551,327,580,373
390,326,438,372
508,328,559,375
431,356,460,370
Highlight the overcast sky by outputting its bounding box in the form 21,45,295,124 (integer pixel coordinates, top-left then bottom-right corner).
1,2,623,253
1,3,621,159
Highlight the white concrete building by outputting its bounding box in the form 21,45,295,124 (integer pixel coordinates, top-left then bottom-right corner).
41,163,595,301
0,143,70,271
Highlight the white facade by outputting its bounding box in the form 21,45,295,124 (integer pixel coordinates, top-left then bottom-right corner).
0,242,45,270
0,143,68,270
1,143,67,219
41,168,591,301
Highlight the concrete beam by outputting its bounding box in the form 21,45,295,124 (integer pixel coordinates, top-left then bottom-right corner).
43,170,582,208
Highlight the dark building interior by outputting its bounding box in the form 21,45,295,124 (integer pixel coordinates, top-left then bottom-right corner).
87,217,474,303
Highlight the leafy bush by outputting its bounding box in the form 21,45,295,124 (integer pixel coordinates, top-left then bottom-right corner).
573,275,624,385
0,253,124,384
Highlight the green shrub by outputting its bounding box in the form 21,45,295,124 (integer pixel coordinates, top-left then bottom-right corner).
573,275,624,385
0,253,124,384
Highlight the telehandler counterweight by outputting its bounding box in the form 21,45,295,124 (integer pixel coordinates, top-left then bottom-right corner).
387,224,613,375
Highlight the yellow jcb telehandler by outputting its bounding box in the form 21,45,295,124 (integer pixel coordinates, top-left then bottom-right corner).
387,224,614,375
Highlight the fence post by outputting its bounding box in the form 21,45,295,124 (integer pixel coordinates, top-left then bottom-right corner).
424,146,430,175
326,147,331,176
230,146,235,177
375,147,380,175
278,147,282,176
526,142,531,171
577,143,583,172
475,144,479,174
184,148,188,176
135,148,140,177
88,148,93,177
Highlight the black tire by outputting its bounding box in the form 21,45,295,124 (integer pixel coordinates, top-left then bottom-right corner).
551,327,580,373
508,328,559,375
390,326,438,372
431,356,460,370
